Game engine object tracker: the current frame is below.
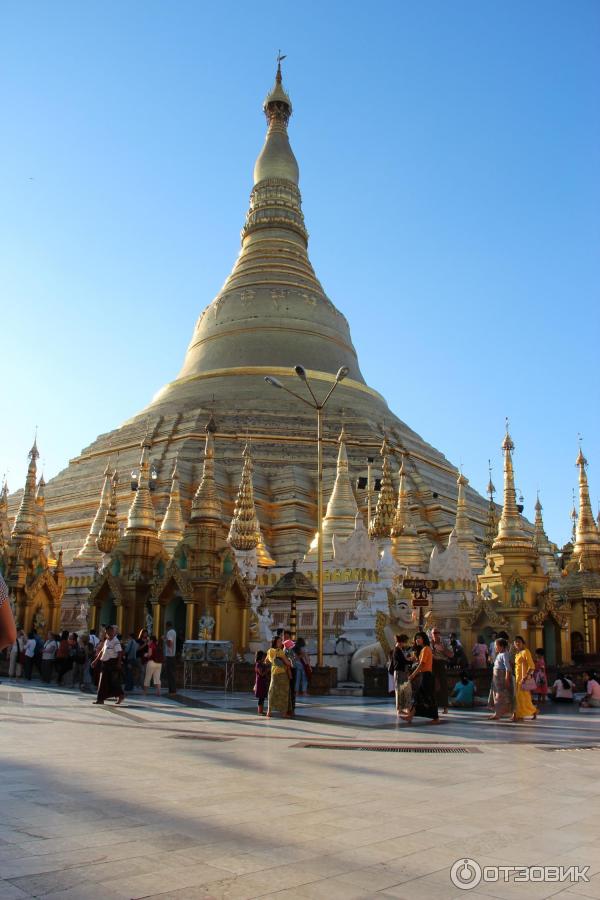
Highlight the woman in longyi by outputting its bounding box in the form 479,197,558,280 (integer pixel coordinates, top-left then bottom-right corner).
512,635,538,721
266,635,292,718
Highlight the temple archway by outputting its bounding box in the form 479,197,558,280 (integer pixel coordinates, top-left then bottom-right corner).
543,618,561,666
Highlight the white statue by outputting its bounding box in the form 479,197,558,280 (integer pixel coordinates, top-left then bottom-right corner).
145,611,153,634
77,600,89,629
256,606,274,644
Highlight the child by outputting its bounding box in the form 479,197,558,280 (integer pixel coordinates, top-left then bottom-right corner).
254,650,270,715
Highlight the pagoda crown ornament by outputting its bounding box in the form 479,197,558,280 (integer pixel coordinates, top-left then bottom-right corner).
533,493,559,579
572,446,600,573
12,438,40,538
97,471,120,555
454,471,485,572
0,478,11,545
35,474,54,558
158,459,185,555
228,444,261,552
75,459,113,562
391,454,426,569
125,435,157,536
492,426,532,551
189,415,222,527
305,426,359,562
369,436,395,540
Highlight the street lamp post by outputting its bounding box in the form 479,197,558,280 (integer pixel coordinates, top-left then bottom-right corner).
265,365,349,667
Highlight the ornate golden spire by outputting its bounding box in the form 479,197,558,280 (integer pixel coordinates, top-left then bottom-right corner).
391,454,426,569
97,471,120,555
454,472,484,571
305,426,359,561
158,459,185,556
171,61,364,394
12,438,40,538
228,444,261,551
74,459,113,562
190,415,222,526
254,54,297,186
35,474,54,557
533,493,559,578
483,460,498,553
369,436,395,540
572,447,600,572
125,435,157,536
0,478,10,546
492,426,530,550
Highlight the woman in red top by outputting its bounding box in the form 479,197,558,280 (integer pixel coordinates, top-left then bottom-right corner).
401,632,440,725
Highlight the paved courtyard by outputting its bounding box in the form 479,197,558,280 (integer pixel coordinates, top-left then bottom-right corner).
1,682,599,900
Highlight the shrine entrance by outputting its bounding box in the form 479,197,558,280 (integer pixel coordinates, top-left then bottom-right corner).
543,617,561,666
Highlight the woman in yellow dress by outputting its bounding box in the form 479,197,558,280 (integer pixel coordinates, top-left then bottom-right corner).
266,635,292,718
512,636,538,721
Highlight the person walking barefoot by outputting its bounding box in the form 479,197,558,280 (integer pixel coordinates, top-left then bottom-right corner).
401,632,441,725
511,636,538,721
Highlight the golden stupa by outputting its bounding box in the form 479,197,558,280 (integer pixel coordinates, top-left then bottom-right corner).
12,62,493,565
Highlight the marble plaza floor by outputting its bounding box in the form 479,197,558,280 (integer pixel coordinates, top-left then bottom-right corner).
1,682,600,900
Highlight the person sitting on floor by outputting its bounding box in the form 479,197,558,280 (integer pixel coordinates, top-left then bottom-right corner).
449,673,476,708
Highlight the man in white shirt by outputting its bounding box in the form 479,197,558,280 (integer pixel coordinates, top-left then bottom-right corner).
41,633,58,683
164,620,177,696
93,625,124,705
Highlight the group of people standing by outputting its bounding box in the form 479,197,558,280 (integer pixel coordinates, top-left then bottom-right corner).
5,618,179,704
253,632,312,718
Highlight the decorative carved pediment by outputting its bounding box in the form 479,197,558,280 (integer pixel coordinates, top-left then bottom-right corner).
25,568,62,603
531,590,572,627
152,559,193,602
458,593,509,628
88,571,124,605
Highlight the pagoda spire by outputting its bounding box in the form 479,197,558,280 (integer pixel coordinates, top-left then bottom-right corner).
533,493,559,578
0,478,11,546
454,472,484,572
391,454,426,569
305,426,359,561
228,444,261,552
369,436,395,541
74,459,113,562
189,415,222,526
158,459,185,556
125,434,157,536
12,438,40,538
483,460,498,553
492,426,530,550
572,447,600,573
97,471,120,556
35,474,54,558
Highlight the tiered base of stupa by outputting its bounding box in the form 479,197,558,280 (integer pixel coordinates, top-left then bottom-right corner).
11,370,491,568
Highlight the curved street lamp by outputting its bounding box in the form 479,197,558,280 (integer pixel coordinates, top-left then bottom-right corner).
265,365,349,666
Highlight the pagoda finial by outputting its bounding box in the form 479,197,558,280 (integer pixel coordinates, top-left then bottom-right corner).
454,471,484,572
158,458,185,556
75,459,114,562
390,453,426,569
276,50,287,83
0,478,11,546
369,436,395,540
125,435,157,536
572,445,600,572
533,492,559,578
35,473,53,557
493,425,529,549
190,417,222,525
254,54,297,186
228,443,261,551
97,471,120,555
305,426,358,562
12,436,40,538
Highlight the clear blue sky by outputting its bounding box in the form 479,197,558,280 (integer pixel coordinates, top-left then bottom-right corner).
1,0,599,548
